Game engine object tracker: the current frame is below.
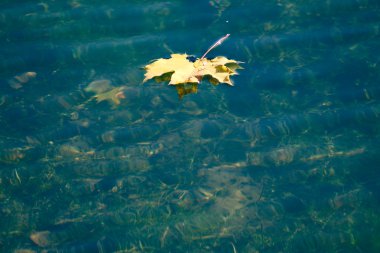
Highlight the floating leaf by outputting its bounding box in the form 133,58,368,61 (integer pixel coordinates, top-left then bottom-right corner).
143,54,242,87
143,34,243,98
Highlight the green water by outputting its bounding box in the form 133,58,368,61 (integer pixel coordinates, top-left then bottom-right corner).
1,0,380,252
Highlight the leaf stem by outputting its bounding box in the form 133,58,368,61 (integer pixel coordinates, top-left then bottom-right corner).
200,34,230,60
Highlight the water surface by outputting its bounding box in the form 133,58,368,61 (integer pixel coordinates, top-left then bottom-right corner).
1,0,380,252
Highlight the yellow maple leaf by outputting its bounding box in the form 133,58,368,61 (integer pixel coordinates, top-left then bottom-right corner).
143,54,242,86
143,34,243,98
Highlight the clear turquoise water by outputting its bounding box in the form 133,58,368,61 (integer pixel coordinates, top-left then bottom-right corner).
1,0,380,252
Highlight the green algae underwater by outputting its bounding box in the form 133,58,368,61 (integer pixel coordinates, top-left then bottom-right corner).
1,0,380,252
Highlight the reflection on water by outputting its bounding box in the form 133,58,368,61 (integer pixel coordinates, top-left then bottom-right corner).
1,0,380,252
